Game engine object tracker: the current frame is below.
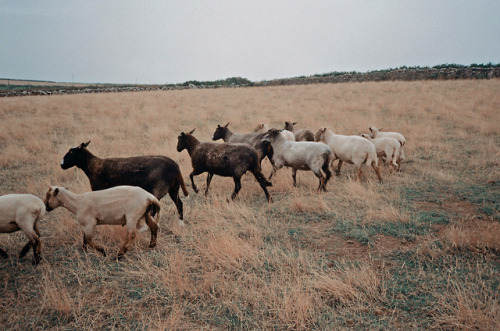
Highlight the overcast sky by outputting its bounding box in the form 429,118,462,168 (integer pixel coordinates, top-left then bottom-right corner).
2,1,499,84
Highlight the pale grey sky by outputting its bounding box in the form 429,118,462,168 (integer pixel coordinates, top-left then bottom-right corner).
2,1,499,84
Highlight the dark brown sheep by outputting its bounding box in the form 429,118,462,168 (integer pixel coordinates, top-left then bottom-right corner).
177,129,272,202
60,141,188,225
284,121,315,141
211,123,274,166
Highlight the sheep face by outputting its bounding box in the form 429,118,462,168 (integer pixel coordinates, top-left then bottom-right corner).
369,127,382,138
44,187,62,212
314,128,327,142
211,122,229,141
176,133,188,152
262,128,281,143
284,121,297,131
61,141,90,169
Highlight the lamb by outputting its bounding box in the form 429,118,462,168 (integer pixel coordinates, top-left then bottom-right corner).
368,126,406,170
284,121,314,141
360,134,400,171
0,194,47,264
263,128,333,191
60,141,188,225
177,129,272,202
315,128,382,182
44,186,161,258
212,123,273,165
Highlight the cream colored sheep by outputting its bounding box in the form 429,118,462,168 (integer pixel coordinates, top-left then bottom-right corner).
315,128,382,182
263,128,333,191
44,186,161,259
0,194,47,264
360,134,400,171
369,126,406,170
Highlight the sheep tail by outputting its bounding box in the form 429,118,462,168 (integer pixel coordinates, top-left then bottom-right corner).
177,172,189,197
146,200,161,221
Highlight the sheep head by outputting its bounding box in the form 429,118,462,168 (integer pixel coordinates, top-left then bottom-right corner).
44,186,62,211
314,128,327,142
61,141,91,170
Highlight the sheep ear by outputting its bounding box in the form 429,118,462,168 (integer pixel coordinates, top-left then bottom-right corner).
188,128,196,134
224,122,229,128
54,188,59,196
293,122,297,125
379,127,384,131
83,140,90,148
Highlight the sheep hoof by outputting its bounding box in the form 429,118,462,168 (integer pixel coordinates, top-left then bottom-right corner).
0,251,8,259
149,243,156,249
33,254,42,265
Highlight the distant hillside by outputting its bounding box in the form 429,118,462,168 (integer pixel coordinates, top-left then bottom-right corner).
1,63,499,97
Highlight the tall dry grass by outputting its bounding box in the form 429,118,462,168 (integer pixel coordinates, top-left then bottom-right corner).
0,79,499,329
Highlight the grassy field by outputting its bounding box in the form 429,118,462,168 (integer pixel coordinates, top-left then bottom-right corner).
0,79,499,329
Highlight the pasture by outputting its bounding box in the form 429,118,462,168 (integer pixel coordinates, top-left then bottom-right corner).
0,79,499,329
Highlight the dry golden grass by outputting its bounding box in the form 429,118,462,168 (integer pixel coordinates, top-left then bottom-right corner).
0,79,499,329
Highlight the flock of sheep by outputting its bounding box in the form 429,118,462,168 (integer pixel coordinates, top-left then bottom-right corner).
0,122,405,264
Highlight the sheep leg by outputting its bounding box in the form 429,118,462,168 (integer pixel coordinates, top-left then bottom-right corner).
18,222,42,265
292,168,298,187
82,224,106,256
0,247,8,259
189,171,199,194
268,167,277,180
231,176,242,200
204,173,214,196
312,170,327,191
371,161,383,183
145,213,158,248
336,160,343,176
168,188,184,221
118,232,135,259
251,170,272,202
322,162,332,191
356,168,363,181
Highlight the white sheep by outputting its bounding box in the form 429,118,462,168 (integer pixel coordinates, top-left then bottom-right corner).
44,185,161,259
263,128,333,191
369,126,406,170
315,128,382,182
0,194,47,264
360,134,400,171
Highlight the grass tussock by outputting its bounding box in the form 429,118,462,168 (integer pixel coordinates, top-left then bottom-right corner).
1,79,499,329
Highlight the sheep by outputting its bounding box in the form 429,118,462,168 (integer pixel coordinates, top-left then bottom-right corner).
177,129,272,202
0,194,47,264
253,123,269,133
315,128,382,182
212,123,273,165
44,186,161,258
360,134,401,171
284,121,314,141
254,123,294,141
263,128,333,191
60,141,188,225
368,126,406,170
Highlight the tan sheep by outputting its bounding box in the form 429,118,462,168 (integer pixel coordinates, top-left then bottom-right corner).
360,134,401,171
44,186,161,259
0,194,47,264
